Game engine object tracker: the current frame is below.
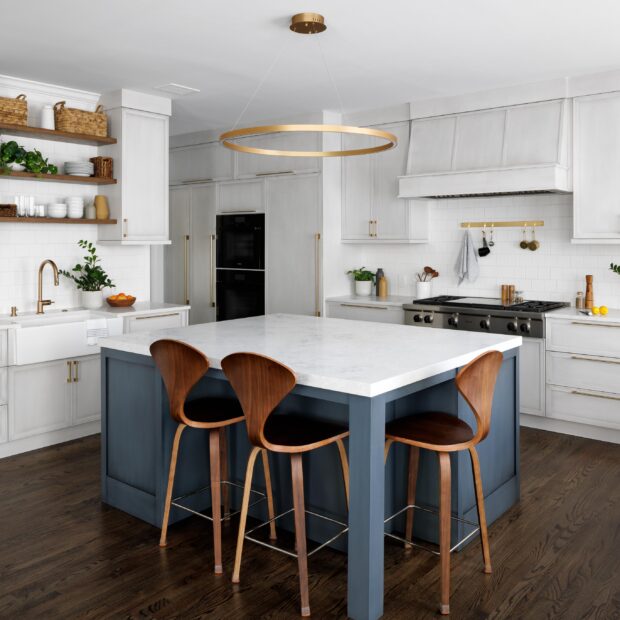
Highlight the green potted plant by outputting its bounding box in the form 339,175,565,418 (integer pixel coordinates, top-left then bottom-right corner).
60,240,115,309
347,267,375,297
611,262,620,276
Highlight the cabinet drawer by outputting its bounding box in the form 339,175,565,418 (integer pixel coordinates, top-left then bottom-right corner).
546,318,620,357
0,367,6,405
0,405,6,443
0,330,7,367
218,180,264,213
547,351,620,394
326,302,404,325
546,384,620,429
124,312,184,334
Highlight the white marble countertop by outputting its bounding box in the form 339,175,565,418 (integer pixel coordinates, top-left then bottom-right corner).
545,306,620,323
101,314,521,397
326,295,412,308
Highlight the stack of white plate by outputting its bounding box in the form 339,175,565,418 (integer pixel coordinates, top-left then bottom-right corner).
66,197,84,219
47,203,67,219
64,161,94,177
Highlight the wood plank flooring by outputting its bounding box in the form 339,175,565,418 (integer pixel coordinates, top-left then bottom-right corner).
1,427,619,619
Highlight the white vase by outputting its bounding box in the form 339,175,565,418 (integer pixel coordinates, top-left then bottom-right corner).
82,290,103,309
416,281,433,300
355,280,372,296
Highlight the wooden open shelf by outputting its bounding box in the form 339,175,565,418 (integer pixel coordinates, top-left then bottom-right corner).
0,122,116,146
2,170,116,185
0,216,117,225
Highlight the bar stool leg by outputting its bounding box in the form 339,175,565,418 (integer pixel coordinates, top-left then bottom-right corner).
469,446,492,574
384,438,393,464
160,423,186,547
404,445,420,550
261,450,277,541
291,453,311,617
438,452,451,616
219,427,230,522
335,438,350,509
209,430,223,575
232,446,261,584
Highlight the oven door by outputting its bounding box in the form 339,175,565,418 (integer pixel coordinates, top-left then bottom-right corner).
216,213,264,269
216,269,265,321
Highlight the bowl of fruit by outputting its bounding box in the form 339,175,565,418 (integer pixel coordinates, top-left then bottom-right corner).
106,292,136,307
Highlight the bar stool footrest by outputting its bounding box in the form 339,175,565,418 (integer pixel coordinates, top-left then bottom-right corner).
384,503,481,555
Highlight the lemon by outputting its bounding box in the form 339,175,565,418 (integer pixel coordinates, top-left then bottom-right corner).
592,306,600,315
600,305,609,315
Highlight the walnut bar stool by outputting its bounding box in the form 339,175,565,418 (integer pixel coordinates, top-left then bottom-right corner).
221,352,350,617
150,339,277,575
384,350,503,615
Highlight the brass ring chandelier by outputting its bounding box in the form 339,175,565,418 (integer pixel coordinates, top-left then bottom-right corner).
219,13,398,158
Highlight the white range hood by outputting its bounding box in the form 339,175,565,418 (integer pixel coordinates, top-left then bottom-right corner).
399,99,572,199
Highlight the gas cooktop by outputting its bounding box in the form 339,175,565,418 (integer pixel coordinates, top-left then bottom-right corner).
410,296,568,314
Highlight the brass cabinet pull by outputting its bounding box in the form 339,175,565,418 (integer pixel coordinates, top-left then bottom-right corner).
134,312,181,320
570,320,620,327
210,233,216,308
571,389,620,401
570,354,620,365
340,303,388,310
66,361,72,383
73,360,79,383
255,171,294,177
373,219,378,238
123,218,128,238
368,220,372,237
314,233,321,317
184,234,190,304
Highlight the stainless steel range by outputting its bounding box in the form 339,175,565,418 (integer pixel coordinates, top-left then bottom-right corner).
403,296,569,338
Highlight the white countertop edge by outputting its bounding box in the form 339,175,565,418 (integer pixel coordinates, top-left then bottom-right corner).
545,307,620,324
326,295,412,308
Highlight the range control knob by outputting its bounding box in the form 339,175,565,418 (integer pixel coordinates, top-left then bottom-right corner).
507,320,518,332
480,317,491,330
413,314,423,323
448,314,459,327
424,314,434,324
520,321,531,334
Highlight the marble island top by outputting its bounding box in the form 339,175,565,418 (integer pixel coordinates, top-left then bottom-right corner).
101,314,521,397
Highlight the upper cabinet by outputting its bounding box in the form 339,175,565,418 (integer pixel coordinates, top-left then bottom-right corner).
342,121,429,243
170,142,233,184
99,91,171,245
573,92,620,242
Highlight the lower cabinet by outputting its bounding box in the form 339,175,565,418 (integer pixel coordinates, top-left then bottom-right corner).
124,310,188,334
519,339,545,417
8,355,100,441
0,405,7,444
326,301,405,324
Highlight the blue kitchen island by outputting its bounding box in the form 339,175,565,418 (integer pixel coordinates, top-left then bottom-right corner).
100,314,521,620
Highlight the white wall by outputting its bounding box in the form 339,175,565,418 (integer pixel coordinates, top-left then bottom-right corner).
0,75,150,315
349,193,620,308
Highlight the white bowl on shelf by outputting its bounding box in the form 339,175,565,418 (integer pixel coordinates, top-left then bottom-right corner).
68,206,84,219
47,204,67,219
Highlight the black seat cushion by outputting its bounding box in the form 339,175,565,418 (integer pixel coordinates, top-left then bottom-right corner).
263,413,349,452
184,397,244,427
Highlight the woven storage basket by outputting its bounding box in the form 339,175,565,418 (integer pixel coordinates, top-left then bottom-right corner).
0,94,28,126
0,204,17,217
54,101,108,137
90,156,113,179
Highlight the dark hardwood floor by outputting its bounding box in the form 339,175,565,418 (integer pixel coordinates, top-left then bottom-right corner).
1,427,619,619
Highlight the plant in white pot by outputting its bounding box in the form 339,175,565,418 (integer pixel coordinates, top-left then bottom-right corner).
347,267,375,297
60,240,115,309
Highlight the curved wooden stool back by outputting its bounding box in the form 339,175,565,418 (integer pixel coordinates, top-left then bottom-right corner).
221,352,296,449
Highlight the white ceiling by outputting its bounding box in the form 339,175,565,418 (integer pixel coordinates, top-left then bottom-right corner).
5,0,620,135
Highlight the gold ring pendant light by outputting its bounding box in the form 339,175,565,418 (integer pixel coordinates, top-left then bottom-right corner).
219,13,397,158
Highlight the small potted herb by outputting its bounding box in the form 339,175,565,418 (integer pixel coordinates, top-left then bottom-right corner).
347,267,375,297
60,240,115,309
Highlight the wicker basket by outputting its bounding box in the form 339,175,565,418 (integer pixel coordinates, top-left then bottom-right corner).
0,94,28,126
54,101,108,137
90,156,114,179
0,204,17,217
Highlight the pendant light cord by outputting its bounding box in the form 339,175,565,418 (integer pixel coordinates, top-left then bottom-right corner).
230,41,289,131
315,36,344,116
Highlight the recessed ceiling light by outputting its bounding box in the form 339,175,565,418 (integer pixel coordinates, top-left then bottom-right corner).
154,83,201,96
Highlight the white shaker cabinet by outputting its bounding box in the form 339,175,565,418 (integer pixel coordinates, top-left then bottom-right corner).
573,92,620,242
170,142,233,184
266,174,322,316
165,186,217,324
342,121,428,243
72,356,101,425
519,339,545,417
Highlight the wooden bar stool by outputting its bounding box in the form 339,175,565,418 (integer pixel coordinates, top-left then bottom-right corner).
384,350,503,615
221,352,350,617
151,339,277,575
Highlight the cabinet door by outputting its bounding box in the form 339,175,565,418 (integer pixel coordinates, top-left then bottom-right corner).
190,185,217,324
0,405,6,444
372,122,411,240
170,143,233,184
266,175,321,316
164,188,190,305
520,339,545,417
342,133,373,239
73,356,101,425
218,180,264,213
573,92,620,239
123,109,169,241
124,312,185,334
8,360,72,440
